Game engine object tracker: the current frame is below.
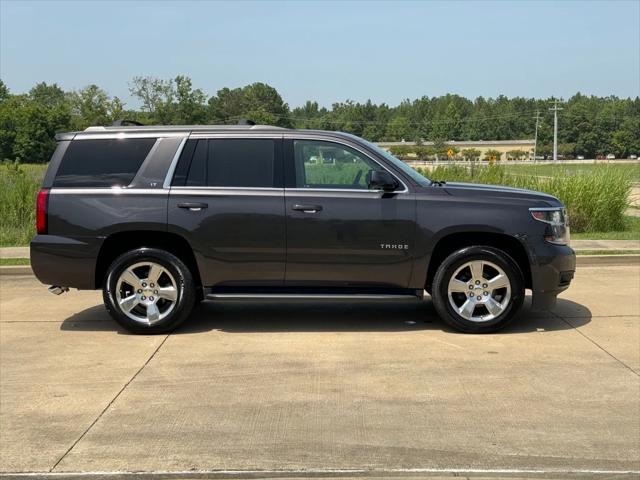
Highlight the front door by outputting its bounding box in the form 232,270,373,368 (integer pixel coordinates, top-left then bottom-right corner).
284,139,416,288
168,136,285,286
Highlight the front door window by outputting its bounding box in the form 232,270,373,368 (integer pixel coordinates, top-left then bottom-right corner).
293,140,386,190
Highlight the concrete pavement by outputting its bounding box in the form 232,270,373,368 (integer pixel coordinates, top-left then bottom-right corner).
0,247,28,259
569,240,640,251
0,266,639,478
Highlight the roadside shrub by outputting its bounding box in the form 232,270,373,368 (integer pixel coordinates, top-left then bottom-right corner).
418,164,631,233
0,163,42,246
388,145,412,157
484,149,502,163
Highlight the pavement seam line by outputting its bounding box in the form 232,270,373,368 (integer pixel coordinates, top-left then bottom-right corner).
48,333,171,472
551,311,639,376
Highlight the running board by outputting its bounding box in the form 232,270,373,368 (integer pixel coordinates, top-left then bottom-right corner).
206,293,421,300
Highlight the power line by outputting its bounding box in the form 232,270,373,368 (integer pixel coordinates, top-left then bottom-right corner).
226,109,549,126
222,109,637,128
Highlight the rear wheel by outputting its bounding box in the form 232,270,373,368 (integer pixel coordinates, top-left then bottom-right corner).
431,246,524,333
103,248,196,334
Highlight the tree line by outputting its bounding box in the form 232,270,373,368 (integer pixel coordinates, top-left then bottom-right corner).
0,76,638,163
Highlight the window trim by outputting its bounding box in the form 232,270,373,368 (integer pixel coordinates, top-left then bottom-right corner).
167,186,284,196
284,138,408,194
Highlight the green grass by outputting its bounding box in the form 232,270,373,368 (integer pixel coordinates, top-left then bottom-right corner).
0,163,46,247
420,164,632,234
502,162,640,182
571,216,640,240
0,258,31,266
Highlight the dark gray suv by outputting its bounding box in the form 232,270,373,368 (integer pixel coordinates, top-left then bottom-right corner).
30,123,575,334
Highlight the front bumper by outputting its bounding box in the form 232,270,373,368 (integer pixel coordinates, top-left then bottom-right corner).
30,235,103,290
529,240,576,309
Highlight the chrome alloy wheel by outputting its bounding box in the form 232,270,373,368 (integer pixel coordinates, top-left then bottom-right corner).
115,262,178,325
447,260,511,322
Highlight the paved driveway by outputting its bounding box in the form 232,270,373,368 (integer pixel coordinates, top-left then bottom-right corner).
0,264,638,478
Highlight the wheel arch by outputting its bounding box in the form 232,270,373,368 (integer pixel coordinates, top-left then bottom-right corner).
95,230,202,293
425,232,532,291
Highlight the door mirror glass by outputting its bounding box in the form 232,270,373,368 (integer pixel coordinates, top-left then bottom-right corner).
369,170,398,191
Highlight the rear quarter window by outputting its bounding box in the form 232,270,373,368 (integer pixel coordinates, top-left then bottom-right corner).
53,138,156,187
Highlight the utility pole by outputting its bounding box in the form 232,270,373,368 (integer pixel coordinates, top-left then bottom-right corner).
549,100,563,162
532,110,540,163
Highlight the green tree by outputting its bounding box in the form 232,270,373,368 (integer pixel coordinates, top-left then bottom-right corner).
0,95,68,163
173,76,207,124
129,76,174,123
385,116,411,141
0,79,9,101
209,82,291,127
558,143,576,158
611,117,640,158
292,100,327,129
29,82,67,108
0,82,72,163
69,85,123,128
431,138,449,160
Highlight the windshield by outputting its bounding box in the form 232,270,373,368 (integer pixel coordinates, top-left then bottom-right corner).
359,138,432,187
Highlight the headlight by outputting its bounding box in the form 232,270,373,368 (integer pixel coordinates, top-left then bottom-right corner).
529,207,570,245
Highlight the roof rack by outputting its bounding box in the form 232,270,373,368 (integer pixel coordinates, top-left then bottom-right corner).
112,119,144,127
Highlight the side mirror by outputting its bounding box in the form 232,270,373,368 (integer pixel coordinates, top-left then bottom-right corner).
369,170,398,192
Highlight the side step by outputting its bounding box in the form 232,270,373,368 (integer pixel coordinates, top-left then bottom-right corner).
206,290,424,301
207,293,420,300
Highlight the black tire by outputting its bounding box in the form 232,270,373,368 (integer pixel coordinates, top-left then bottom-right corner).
103,248,196,334
431,246,525,333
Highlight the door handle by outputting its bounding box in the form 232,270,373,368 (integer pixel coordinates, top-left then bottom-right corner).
292,204,323,213
177,202,208,211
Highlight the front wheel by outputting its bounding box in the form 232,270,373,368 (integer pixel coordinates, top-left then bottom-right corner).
431,246,525,333
103,248,196,334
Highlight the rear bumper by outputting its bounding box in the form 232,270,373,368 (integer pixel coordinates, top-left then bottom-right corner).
30,235,103,289
529,241,576,310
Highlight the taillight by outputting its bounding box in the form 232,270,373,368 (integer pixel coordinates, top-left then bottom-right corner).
36,188,49,234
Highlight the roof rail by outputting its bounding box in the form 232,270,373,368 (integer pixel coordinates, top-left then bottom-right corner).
112,119,144,127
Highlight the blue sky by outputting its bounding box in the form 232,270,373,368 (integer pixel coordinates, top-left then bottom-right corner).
1,0,638,108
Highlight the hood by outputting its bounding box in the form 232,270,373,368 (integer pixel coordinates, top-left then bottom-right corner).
441,182,562,207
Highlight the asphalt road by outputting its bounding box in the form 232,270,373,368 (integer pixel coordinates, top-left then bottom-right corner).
0,265,639,479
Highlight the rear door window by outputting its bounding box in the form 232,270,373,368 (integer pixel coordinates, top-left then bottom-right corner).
53,138,156,188
208,139,274,188
173,138,278,188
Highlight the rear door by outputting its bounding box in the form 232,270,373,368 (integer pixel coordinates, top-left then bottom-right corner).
168,135,285,287
283,137,416,288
